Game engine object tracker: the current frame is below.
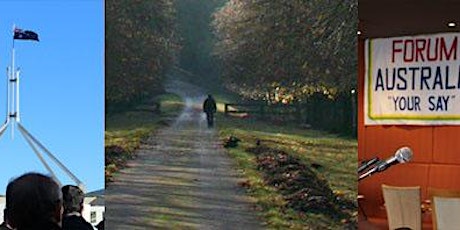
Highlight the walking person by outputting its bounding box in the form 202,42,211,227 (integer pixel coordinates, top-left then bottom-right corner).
203,94,217,128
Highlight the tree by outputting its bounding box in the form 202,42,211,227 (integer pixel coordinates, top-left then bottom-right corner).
213,0,357,103
106,0,178,111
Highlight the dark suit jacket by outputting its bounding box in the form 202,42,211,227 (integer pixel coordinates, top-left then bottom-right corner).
18,221,61,230
62,215,93,230
0,222,11,230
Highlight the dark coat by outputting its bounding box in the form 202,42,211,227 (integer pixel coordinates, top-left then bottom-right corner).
62,215,93,230
18,221,61,230
0,222,11,230
203,97,217,113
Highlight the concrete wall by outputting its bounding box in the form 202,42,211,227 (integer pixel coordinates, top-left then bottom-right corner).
83,197,105,226
0,197,4,222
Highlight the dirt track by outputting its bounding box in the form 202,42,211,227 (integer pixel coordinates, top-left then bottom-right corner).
105,80,263,229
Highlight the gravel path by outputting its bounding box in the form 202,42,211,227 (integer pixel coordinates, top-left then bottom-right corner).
105,80,263,229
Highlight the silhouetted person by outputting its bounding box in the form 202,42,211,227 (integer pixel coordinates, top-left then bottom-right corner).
61,185,93,230
203,94,217,128
0,209,12,230
6,172,62,230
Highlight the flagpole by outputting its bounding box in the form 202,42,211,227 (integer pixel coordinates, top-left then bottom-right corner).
17,123,84,188
4,26,84,189
11,24,15,139
18,126,62,187
0,121,8,140
6,67,10,124
16,69,20,123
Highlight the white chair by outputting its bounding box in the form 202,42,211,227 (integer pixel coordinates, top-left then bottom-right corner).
428,188,460,230
382,184,421,230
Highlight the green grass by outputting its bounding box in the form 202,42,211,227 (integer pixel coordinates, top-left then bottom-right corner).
214,92,357,229
105,93,184,181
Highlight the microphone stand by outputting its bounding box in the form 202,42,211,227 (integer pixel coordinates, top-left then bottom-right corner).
358,157,379,174
358,157,392,181
358,159,400,181
358,164,381,181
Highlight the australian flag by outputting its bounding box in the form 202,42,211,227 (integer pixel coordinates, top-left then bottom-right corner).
13,28,39,41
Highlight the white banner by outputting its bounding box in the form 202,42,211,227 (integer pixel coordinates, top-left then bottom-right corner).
365,33,460,125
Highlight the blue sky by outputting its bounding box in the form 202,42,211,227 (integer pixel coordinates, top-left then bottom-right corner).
0,1,104,193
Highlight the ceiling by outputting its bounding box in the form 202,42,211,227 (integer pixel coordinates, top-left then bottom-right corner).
359,0,460,39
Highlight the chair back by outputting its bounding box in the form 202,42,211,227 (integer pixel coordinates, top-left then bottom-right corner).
428,188,460,230
382,184,421,230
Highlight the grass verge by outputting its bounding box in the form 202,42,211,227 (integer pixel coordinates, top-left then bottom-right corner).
214,96,357,229
105,93,184,182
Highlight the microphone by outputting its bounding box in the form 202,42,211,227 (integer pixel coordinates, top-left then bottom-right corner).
358,147,413,181
374,147,413,172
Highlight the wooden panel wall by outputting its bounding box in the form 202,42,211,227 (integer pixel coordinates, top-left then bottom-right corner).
358,38,460,220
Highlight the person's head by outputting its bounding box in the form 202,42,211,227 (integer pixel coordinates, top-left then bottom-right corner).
6,172,62,229
61,185,84,214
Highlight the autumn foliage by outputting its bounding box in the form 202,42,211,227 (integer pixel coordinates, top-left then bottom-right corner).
212,0,357,103
106,0,178,111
